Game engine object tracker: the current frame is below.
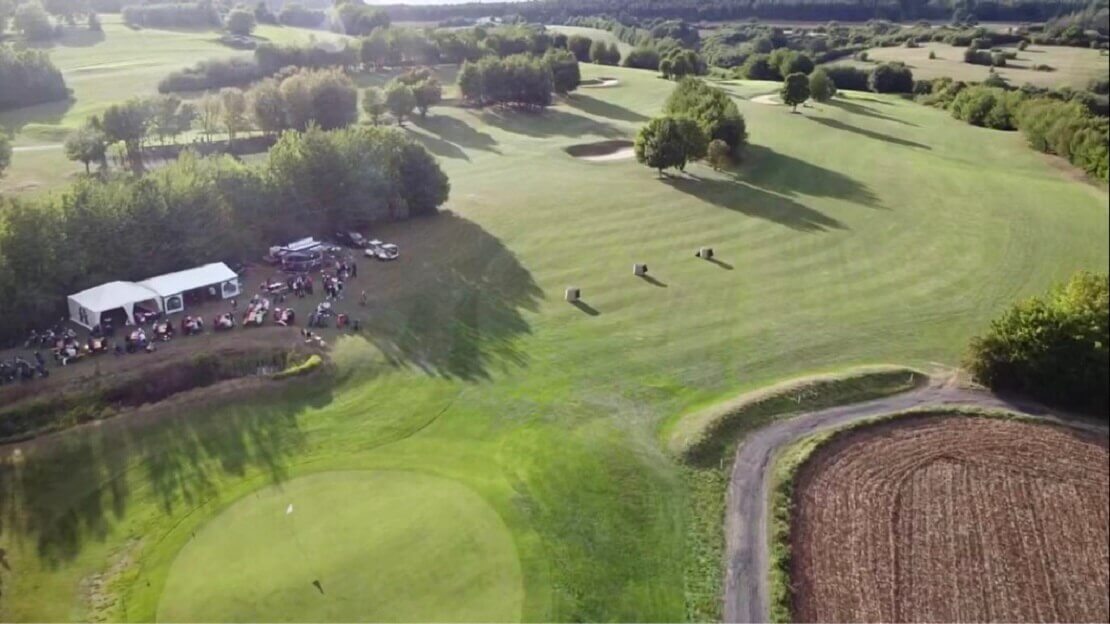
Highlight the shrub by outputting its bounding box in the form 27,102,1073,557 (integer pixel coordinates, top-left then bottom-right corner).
159,58,266,93
664,77,747,156
623,45,660,70
457,54,554,109
225,8,256,36
277,2,325,28
965,271,1108,415
823,64,869,91
928,50,936,59
14,1,54,40
0,46,68,111
868,62,913,93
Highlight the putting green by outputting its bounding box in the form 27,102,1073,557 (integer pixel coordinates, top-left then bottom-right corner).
156,471,523,622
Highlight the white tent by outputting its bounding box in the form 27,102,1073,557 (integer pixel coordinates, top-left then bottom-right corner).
67,281,160,330
138,262,240,315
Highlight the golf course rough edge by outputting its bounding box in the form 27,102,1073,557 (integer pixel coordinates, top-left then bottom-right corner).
667,366,926,467
156,470,525,623
764,406,1096,623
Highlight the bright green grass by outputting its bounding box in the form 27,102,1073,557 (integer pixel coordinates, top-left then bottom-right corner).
0,63,1107,622
157,471,523,622
833,42,1110,89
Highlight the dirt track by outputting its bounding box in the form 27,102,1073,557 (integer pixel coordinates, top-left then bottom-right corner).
721,376,1109,623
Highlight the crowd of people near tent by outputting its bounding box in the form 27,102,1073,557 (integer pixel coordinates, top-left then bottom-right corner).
2,255,366,386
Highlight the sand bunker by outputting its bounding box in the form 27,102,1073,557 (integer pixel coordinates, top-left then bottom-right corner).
565,140,635,162
751,93,782,106
581,77,620,88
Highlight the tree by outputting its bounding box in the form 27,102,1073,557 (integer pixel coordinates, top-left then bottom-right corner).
197,94,222,142
385,82,416,125
781,73,810,112
664,78,747,156
808,68,836,102
64,124,107,173
101,99,150,160
706,138,731,171
14,1,53,40
361,28,390,68
150,95,194,144
567,34,592,62
869,62,914,93
0,133,10,178
965,271,1108,414
457,60,483,104
220,87,248,144
606,42,621,65
624,46,660,70
674,116,707,164
249,78,287,135
545,48,580,94
411,78,442,118
362,86,387,124
42,0,81,23
635,116,696,175
225,8,256,36
589,39,610,64
87,11,100,31
307,70,358,129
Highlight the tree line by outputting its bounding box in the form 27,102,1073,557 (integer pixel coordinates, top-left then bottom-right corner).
0,45,68,111
921,77,1109,180
0,124,450,344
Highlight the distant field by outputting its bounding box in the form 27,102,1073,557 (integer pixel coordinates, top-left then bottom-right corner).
791,416,1109,621
830,42,1110,89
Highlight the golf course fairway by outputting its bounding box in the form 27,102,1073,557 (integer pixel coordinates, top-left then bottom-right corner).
156,471,523,622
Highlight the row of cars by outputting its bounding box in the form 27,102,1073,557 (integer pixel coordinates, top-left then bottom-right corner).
266,234,400,272
336,231,400,261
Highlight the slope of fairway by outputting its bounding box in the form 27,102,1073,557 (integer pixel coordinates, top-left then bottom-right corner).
157,471,523,622
0,64,1106,623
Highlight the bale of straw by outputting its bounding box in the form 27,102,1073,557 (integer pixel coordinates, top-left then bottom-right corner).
633,263,648,276
565,287,580,302
697,247,714,259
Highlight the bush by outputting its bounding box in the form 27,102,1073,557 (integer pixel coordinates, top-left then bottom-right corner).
823,64,869,91
1017,98,1108,180
225,8,256,36
277,2,325,28
623,45,661,70
966,271,1108,415
868,61,913,93
159,58,266,93
0,46,68,111
664,77,747,156
949,85,1021,129
457,54,554,109
14,1,54,40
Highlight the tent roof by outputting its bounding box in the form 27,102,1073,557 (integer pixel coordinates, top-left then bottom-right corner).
69,281,158,313
138,263,237,298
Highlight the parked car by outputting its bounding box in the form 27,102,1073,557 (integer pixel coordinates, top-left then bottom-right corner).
336,231,369,249
364,240,400,261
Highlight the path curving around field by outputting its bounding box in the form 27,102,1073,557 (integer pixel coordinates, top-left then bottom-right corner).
722,376,1108,623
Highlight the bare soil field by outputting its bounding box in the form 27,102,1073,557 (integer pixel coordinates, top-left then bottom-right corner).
791,416,1110,623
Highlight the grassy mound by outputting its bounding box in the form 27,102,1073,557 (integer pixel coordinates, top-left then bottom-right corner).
668,366,926,466
157,470,524,622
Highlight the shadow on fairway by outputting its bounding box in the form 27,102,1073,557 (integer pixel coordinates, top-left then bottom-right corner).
829,97,915,125
478,108,624,139
571,300,600,316
563,94,649,123
736,145,882,209
0,383,325,567
360,212,543,381
412,115,499,153
808,117,931,150
408,129,470,161
663,174,847,233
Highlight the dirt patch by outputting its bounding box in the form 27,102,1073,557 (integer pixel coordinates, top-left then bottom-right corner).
791,416,1109,622
564,139,634,162
580,77,620,88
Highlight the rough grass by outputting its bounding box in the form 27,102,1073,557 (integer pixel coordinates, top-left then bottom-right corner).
765,405,1104,623
833,42,1109,89
667,365,926,466
1,61,1108,622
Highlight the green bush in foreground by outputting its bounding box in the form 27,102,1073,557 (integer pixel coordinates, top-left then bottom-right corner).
965,271,1109,414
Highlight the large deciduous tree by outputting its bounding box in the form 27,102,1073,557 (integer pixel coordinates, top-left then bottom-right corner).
635,115,704,175
385,82,416,125
64,123,107,173
362,86,387,124
412,78,442,117
225,8,256,36
808,68,837,103
781,72,810,112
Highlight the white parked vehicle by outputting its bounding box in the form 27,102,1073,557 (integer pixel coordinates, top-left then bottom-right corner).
364,240,400,261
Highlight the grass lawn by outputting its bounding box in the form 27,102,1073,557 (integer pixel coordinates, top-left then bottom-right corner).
0,15,346,193
833,42,1110,89
157,471,523,622
0,61,1107,623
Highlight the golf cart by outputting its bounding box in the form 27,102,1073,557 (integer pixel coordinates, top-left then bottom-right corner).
364,239,400,261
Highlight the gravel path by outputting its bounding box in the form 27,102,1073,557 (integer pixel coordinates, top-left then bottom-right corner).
721,376,1107,623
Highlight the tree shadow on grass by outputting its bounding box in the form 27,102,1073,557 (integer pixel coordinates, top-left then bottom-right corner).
0,382,324,567
411,115,499,153
563,94,649,123
407,129,469,161
478,108,624,139
736,145,882,208
829,97,916,126
360,212,543,381
663,174,847,232
808,116,931,150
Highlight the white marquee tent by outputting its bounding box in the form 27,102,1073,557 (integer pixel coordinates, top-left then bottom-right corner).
67,281,160,330
67,262,241,329
138,262,241,315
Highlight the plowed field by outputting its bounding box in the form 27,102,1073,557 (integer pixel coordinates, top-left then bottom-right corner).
791,416,1110,622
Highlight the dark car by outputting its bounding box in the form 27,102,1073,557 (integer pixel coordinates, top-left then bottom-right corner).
336,231,369,249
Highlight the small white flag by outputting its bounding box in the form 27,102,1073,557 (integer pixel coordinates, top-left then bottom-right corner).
286,504,294,515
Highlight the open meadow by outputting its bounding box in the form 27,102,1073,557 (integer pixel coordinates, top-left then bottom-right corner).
0,23,1108,622
837,41,1110,89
